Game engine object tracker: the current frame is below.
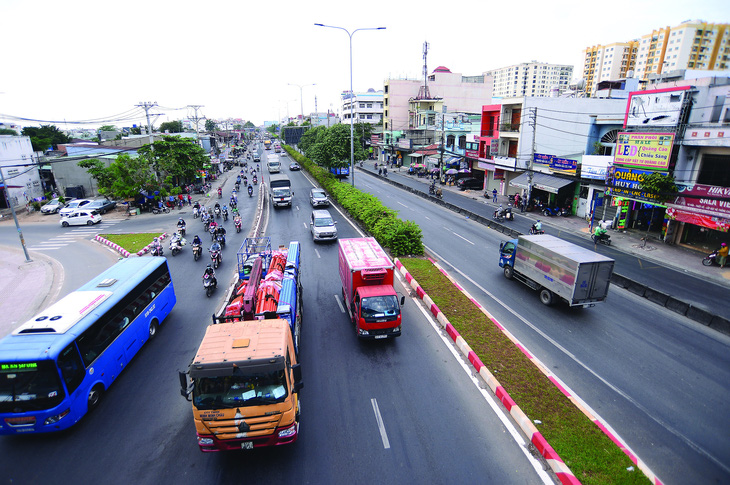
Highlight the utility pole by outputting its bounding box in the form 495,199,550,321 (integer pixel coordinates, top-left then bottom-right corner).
136,101,158,146
527,107,537,208
0,167,31,262
187,105,204,145
439,108,445,184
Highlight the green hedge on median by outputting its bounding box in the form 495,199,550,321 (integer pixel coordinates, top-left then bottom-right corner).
284,145,423,257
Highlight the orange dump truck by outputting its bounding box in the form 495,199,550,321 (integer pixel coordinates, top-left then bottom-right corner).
179,319,302,452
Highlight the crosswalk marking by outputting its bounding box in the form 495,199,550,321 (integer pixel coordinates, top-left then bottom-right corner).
28,220,124,251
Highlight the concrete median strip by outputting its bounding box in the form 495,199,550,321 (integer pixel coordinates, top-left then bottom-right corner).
394,257,664,485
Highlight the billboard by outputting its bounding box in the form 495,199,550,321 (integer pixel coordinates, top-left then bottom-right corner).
624,86,690,128
609,167,667,202
614,132,674,170
533,153,577,175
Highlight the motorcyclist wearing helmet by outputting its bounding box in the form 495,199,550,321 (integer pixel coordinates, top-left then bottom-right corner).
203,264,217,286
177,217,186,231
192,235,202,246
248,184,254,196
151,237,162,255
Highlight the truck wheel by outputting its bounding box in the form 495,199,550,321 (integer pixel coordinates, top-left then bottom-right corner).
539,288,555,306
503,266,514,279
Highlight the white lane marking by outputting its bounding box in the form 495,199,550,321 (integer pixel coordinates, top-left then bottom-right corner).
371,398,391,449
397,201,408,208
27,246,63,250
410,277,552,483
315,248,321,259
425,244,722,476
334,294,345,313
442,227,475,245
303,222,308,229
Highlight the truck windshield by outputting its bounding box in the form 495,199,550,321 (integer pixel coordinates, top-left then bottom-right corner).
272,188,290,198
361,295,400,321
0,361,65,412
192,369,288,410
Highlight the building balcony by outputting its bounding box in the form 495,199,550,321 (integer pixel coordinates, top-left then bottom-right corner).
499,123,520,133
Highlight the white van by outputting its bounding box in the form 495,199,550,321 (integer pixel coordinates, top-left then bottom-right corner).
267,160,281,173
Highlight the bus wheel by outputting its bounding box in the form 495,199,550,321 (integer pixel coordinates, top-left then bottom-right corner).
88,385,104,410
148,320,159,338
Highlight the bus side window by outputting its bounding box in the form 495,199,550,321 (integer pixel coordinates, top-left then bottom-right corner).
58,344,85,393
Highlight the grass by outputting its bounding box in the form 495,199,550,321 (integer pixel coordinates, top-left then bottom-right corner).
99,233,161,253
400,257,650,485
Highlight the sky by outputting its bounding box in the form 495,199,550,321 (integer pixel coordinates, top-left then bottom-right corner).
1,0,728,130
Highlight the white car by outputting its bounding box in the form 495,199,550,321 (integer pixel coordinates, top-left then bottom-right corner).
59,199,93,217
60,209,102,227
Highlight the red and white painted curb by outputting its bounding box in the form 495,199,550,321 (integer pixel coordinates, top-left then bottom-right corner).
394,257,662,485
94,233,168,258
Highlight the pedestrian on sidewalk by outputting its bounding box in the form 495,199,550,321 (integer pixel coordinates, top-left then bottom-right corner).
718,242,729,268
492,188,498,202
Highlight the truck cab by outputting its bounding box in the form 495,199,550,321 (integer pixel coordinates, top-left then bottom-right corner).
352,285,403,338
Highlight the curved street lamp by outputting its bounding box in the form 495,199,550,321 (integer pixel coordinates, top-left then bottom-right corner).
315,23,386,187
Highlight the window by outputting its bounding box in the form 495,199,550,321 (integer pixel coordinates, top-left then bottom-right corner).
58,344,85,393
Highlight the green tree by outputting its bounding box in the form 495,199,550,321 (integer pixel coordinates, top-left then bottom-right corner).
21,125,71,151
0,128,18,136
99,125,117,131
159,120,184,133
130,126,142,135
205,119,217,132
639,172,677,241
137,135,208,185
78,154,158,200
244,121,255,128
266,124,279,134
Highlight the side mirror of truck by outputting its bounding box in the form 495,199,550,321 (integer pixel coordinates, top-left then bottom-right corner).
499,242,504,251
179,371,192,400
292,364,303,393
400,295,405,306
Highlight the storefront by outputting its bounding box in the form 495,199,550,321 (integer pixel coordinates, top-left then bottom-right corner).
509,171,575,209
664,184,730,249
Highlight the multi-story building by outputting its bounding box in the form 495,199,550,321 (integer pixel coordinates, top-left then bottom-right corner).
486,61,573,98
583,42,639,95
582,20,730,95
0,135,44,209
341,89,384,125
381,67,493,162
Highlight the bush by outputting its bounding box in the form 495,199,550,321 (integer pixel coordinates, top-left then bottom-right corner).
283,145,423,256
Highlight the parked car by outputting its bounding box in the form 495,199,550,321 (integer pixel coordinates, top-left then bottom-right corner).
59,209,102,227
59,199,93,217
310,209,337,242
456,177,483,191
40,198,69,214
87,198,117,214
309,188,329,207
289,162,301,171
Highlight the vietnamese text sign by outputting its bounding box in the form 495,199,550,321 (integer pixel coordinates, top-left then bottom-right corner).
614,132,674,170
672,183,730,219
609,167,666,201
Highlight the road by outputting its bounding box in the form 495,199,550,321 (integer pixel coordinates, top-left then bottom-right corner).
0,149,549,484
352,169,730,484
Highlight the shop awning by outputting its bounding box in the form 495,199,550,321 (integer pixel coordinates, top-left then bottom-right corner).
509,171,574,194
409,153,424,158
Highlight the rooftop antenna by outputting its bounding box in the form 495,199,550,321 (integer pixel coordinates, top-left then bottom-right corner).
417,41,432,100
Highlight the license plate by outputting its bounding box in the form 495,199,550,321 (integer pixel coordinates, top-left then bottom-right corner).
241,441,253,450
374,335,387,339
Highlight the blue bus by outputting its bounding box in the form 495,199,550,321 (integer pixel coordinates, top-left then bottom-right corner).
0,257,176,434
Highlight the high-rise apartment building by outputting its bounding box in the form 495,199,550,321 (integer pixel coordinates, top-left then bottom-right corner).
582,20,730,95
583,42,639,95
486,61,573,98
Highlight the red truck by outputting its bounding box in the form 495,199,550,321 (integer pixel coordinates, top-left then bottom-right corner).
338,237,404,339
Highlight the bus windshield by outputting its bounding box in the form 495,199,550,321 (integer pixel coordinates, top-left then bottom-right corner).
192,369,288,410
0,361,65,413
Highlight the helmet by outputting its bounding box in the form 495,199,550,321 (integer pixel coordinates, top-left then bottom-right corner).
179,218,183,222
722,242,728,247
207,264,212,269
153,237,158,242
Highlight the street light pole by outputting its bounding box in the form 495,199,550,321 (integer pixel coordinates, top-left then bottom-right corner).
315,23,385,187
288,83,316,124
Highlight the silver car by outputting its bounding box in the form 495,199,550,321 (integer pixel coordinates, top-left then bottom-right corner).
310,210,337,242
309,188,329,207
41,198,67,214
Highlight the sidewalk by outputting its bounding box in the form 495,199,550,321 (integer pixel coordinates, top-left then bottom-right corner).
362,162,730,289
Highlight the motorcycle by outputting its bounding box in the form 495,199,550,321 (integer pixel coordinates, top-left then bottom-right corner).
193,206,200,219
253,176,258,185
192,243,202,261
235,182,240,191
248,186,254,197
529,224,545,235
560,207,571,217
203,273,217,297
217,188,222,198
230,200,237,209
177,225,186,237
150,244,163,257
591,232,611,246
170,236,185,256
702,249,719,266
217,233,226,249
214,207,221,218
222,209,228,222
542,206,561,217
234,218,242,233
493,208,513,222
210,249,222,269
152,206,170,215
